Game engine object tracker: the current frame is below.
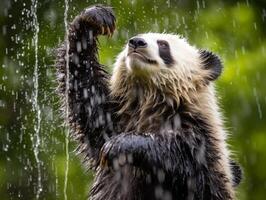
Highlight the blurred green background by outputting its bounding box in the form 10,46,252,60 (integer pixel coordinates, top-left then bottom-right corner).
0,0,265,199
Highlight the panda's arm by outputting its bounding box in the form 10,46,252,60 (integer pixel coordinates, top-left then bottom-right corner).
100,131,242,197
56,5,116,167
100,132,238,198
100,131,204,174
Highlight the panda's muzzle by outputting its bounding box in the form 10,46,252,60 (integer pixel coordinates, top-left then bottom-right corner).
128,50,157,65
127,38,157,65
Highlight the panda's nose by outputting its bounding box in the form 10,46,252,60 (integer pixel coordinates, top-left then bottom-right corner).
128,37,147,49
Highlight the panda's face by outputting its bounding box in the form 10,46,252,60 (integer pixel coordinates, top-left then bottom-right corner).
115,33,201,76
112,33,222,93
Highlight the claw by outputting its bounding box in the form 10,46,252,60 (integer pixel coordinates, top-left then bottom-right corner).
106,26,111,37
101,26,105,35
100,155,108,168
110,25,115,36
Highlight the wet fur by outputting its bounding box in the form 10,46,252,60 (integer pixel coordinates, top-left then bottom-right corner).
55,5,241,200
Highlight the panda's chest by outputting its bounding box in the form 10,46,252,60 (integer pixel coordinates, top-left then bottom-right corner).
117,98,179,133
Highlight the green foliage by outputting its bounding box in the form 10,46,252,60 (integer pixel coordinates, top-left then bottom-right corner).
0,0,265,199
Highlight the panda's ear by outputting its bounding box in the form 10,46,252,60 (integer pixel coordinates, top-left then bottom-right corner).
199,50,223,81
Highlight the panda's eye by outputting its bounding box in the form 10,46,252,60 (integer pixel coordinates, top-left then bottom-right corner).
157,39,174,65
157,40,169,48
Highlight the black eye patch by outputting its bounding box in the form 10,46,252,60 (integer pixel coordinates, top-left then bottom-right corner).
157,40,174,66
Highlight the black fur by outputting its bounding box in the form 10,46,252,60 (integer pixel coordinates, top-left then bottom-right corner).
95,110,233,200
230,160,243,187
157,40,174,66
56,5,117,168
199,50,223,81
56,5,241,200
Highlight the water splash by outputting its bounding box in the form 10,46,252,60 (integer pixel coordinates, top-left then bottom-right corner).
253,88,262,119
31,0,42,198
63,0,70,199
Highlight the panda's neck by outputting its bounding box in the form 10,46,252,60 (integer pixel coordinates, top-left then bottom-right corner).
116,85,180,132
116,83,224,137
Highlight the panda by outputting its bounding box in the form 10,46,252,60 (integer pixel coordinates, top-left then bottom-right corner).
56,5,242,200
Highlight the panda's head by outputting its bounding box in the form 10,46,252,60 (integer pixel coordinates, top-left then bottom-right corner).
111,33,222,103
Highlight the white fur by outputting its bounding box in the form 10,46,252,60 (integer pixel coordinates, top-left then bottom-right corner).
111,33,234,197
113,33,200,77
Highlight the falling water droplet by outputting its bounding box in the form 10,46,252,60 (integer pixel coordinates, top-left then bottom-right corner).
31,0,42,199
253,88,262,119
63,0,70,200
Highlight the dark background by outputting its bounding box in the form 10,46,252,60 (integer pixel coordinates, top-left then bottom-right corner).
0,0,266,199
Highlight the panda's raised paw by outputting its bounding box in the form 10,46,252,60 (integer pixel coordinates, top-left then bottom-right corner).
76,5,116,36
